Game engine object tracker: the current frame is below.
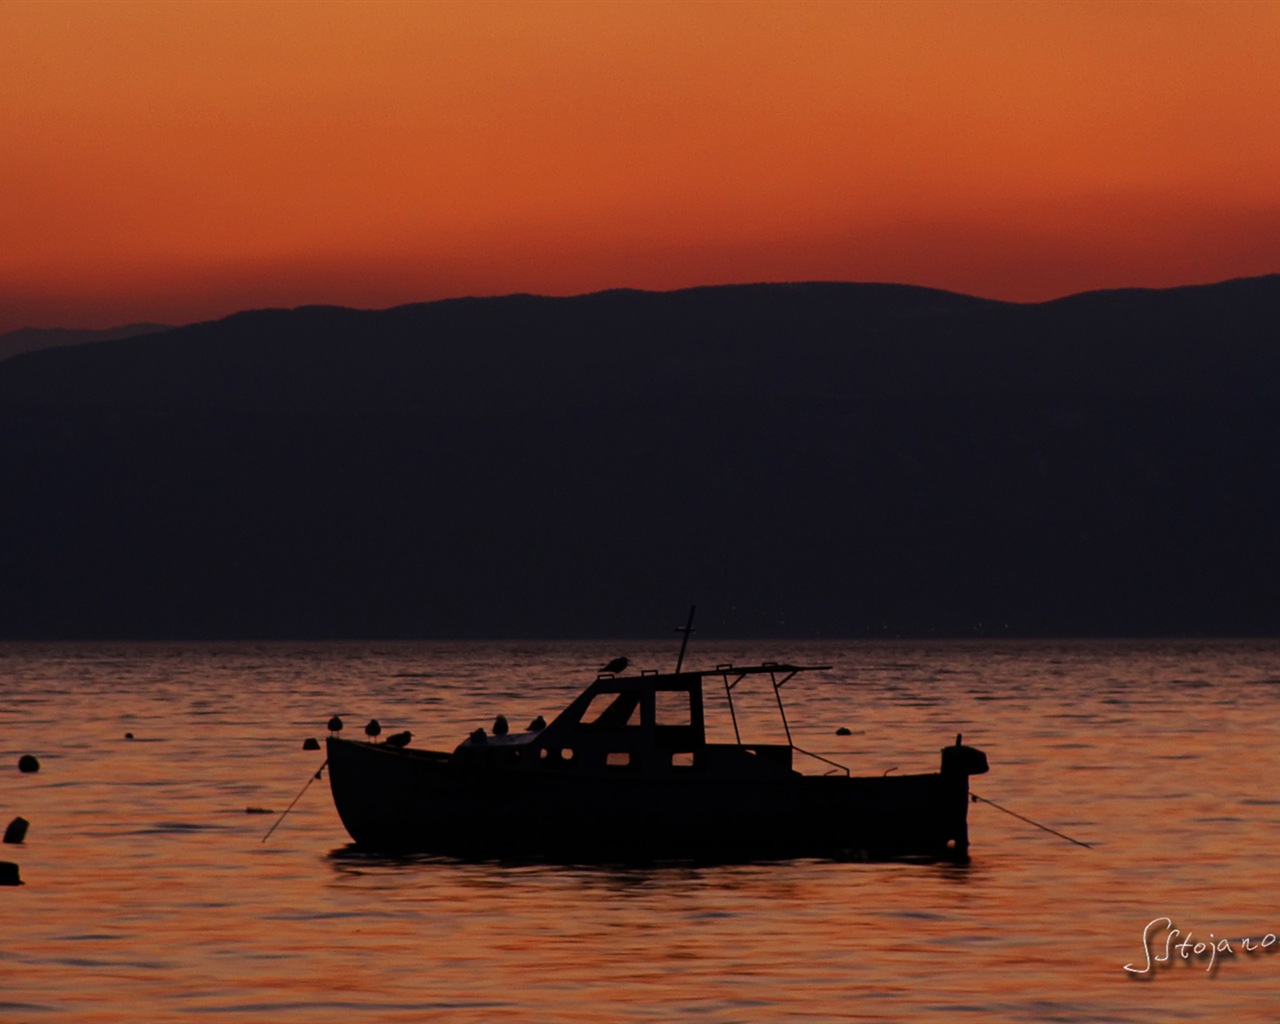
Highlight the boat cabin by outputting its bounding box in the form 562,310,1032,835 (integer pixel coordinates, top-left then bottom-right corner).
451,664,837,779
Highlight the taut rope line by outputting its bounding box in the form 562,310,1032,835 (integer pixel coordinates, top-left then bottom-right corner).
971,792,1094,849
262,760,327,843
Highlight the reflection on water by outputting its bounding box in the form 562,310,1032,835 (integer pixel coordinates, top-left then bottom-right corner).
3,639,1280,1020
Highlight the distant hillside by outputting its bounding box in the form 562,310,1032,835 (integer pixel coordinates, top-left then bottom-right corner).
0,322,172,363
1,277,1277,639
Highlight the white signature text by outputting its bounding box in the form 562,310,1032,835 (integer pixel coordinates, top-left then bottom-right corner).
1124,916,1279,976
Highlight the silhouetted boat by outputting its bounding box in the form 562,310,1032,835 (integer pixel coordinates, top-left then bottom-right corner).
325,659,989,863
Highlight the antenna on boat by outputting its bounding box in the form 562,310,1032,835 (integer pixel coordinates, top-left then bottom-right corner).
675,604,696,673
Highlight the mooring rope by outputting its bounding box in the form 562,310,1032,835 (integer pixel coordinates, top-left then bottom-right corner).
971,792,1094,849
262,760,327,843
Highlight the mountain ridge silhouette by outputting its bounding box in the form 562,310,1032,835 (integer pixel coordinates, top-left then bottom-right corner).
2,276,1277,639
0,322,171,364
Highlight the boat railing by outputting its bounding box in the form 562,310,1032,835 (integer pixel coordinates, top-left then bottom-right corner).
707,661,848,776
790,745,850,777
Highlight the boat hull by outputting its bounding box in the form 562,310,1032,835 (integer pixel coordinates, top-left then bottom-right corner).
326,738,974,862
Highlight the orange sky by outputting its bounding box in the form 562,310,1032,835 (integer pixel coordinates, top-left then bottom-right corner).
3,0,1278,331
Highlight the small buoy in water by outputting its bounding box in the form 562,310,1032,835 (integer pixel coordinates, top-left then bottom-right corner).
4,817,29,844
17,755,39,773
0,861,21,886
836,727,852,736
244,807,273,815
124,732,134,740
302,737,321,751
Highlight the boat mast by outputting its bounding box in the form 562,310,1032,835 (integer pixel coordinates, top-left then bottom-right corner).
674,604,696,672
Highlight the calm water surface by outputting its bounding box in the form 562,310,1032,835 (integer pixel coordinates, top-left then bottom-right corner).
3,639,1280,1022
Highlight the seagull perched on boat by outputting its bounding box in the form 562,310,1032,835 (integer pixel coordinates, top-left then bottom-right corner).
385,731,412,748
327,715,344,736
599,656,629,675
527,715,546,731
492,714,509,736
364,719,381,742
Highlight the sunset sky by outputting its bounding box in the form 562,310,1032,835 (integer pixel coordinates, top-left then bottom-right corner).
3,0,1278,331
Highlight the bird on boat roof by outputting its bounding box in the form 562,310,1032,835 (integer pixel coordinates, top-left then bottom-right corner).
385,731,412,748
599,656,629,675
527,714,546,731
492,714,509,736
364,719,381,742
327,715,343,735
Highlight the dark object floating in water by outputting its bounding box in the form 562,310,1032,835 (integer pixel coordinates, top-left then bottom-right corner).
364,719,381,742
245,807,273,815
124,732,134,740
327,715,343,735
17,755,39,773
385,731,412,748
324,653,990,864
0,861,20,886
599,656,629,675
527,715,546,731
4,817,29,844
303,737,321,751
836,726,852,736
492,714,509,736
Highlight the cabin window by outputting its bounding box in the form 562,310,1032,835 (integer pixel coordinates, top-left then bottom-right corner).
606,752,631,767
581,690,641,728
654,688,692,727
672,751,695,769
